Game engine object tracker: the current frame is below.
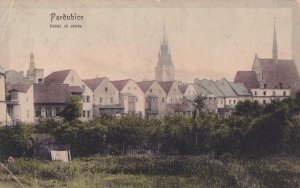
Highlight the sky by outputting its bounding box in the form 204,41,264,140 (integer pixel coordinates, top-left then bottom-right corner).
0,0,298,82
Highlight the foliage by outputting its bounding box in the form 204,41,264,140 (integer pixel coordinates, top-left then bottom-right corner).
61,96,83,122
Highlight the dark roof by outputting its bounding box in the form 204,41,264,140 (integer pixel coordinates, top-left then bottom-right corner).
111,79,131,91
82,77,106,91
6,83,32,93
34,83,70,104
178,85,189,94
229,82,252,96
68,86,82,93
44,69,71,83
234,71,259,89
137,80,156,93
158,81,176,93
258,58,299,89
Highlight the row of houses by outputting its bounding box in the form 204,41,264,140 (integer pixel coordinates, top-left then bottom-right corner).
0,64,291,125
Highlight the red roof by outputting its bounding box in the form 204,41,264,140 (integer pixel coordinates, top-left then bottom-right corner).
34,83,70,104
44,70,71,83
111,79,131,91
234,71,259,89
258,58,299,89
82,77,106,91
137,80,156,93
158,81,175,93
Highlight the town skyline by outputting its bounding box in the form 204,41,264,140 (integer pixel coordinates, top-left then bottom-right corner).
0,0,297,82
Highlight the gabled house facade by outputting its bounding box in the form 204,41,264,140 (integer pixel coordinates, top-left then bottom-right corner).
44,69,93,121
112,79,145,116
6,83,35,124
83,77,122,117
137,80,167,118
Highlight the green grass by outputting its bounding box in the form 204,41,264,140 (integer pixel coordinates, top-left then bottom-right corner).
1,155,300,188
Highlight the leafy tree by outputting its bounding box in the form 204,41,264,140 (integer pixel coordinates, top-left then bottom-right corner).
61,96,83,121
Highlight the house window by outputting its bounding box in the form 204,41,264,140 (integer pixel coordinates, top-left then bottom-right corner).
110,97,114,103
254,91,257,96
83,110,86,117
86,96,90,103
46,108,51,117
38,79,43,83
152,97,157,102
229,99,231,104
149,89,153,93
105,87,108,92
283,91,286,96
279,83,283,89
87,111,90,118
35,108,41,117
100,98,102,103
162,97,165,102
7,108,12,117
273,91,276,96
234,100,236,104
264,84,267,88
263,91,266,96
263,100,266,104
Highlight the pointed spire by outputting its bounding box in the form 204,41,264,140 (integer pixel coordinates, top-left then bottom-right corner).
273,17,278,64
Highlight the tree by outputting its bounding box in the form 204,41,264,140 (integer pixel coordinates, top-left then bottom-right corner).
61,96,83,122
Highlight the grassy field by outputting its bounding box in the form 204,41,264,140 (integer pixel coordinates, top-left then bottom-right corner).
1,155,300,188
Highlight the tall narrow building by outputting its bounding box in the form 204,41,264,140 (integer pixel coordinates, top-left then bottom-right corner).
155,26,175,82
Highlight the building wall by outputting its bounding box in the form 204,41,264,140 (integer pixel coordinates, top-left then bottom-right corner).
0,73,6,124
166,83,183,104
18,86,35,123
144,82,167,117
251,88,290,104
63,70,93,120
93,78,119,106
120,80,145,116
155,64,175,82
183,85,197,99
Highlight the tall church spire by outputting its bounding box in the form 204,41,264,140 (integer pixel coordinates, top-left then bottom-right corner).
273,17,278,64
155,23,175,82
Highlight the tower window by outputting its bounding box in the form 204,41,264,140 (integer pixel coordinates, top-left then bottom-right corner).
105,87,108,92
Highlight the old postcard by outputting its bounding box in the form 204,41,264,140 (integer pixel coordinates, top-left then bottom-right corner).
0,0,300,187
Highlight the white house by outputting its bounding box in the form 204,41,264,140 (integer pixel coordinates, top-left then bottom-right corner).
44,69,94,121
6,83,35,124
111,79,145,116
83,77,122,117
251,88,290,104
137,80,167,118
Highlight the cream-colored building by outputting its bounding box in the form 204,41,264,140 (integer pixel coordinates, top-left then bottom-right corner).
137,80,167,118
44,69,93,121
0,66,7,125
112,79,145,116
6,83,35,124
251,88,290,104
83,77,122,117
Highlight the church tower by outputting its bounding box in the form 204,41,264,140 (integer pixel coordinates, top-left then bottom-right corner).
273,19,278,64
26,52,44,83
155,25,175,82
